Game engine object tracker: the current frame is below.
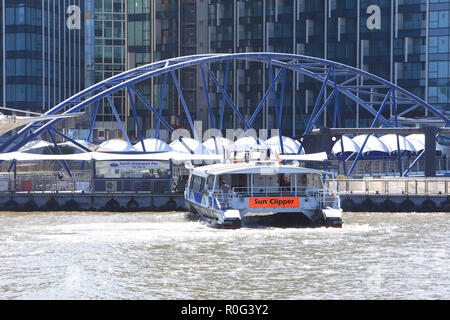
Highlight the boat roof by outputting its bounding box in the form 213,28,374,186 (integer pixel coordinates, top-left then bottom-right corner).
191,161,332,178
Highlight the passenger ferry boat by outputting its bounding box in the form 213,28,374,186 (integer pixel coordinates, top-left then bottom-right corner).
184,149,343,229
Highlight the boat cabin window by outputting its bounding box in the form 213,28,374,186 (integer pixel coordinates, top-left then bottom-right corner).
295,173,323,188
206,175,215,191
296,174,307,187
231,174,247,189
218,175,232,188
191,175,205,193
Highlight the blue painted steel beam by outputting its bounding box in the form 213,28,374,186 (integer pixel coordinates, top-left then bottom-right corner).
155,72,168,139
87,100,100,144
204,64,251,131
2,53,448,156
347,89,393,176
170,71,200,141
403,150,425,176
130,86,174,135
297,90,337,155
104,94,132,145
269,58,280,127
200,64,215,130
219,61,230,132
243,68,284,136
127,87,145,152
392,90,403,176
129,85,196,154
278,68,287,154
303,67,333,136
47,129,73,177
49,127,92,153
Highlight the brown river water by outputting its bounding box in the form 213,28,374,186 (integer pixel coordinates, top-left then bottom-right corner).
0,211,448,299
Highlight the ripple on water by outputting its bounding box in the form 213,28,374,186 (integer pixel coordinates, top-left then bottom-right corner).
0,211,448,299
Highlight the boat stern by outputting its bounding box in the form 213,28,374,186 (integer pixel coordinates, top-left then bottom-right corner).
219,209,242,229
322,207,343,228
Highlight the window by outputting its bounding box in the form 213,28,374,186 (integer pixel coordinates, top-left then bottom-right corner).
192,176,204,192
438,36,449,53
207,176,215,190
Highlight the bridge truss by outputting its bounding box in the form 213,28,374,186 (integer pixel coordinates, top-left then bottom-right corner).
0,53,448,177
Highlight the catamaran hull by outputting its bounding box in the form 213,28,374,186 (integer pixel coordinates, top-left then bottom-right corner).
185,200,241,229
185,199,342,229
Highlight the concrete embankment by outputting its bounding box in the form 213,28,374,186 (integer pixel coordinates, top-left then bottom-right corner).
0,177,448,213
0,192,185,212
0,192,448,213
340,194,449,212
337,177,450,212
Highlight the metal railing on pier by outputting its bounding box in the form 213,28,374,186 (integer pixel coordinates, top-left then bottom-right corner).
0,170,173,194
336,178,450,196
331,157,449,177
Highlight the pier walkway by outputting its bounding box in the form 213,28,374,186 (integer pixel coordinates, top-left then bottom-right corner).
0,171,448,212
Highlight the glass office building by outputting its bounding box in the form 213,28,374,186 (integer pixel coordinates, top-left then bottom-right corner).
2,0,447,139
86,0,126,141
208,0,450,135
125,0,202,139
0,0,85,112
86,0,201,141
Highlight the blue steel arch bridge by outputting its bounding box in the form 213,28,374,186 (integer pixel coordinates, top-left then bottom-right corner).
0,53,448,177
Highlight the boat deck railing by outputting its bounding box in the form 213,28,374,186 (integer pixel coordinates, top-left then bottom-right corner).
213,186,337,210
231,186,311,197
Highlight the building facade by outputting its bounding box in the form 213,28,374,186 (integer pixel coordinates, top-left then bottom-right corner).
85,0,127,141
207,0,450,136
0,0,85,113
87,0,203,142
125,0,204,141
1,0,448,141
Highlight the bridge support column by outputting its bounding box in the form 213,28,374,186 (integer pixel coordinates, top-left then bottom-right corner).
424,126,438,177
302,127,335,155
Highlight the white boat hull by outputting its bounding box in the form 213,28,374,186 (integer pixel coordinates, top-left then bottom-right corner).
184,191,343,229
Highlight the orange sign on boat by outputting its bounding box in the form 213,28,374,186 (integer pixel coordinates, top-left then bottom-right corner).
249,197,300,208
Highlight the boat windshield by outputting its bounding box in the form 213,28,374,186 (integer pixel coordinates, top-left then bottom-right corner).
211,172,330,198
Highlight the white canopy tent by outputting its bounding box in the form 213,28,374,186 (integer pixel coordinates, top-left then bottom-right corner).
352,135,391,154
331,135,360,156
169,137,211,154
405,134,425,152
202,137,234,154
133,138,172,152
99,139,137,152
58,139,103,153
379,134,416,154
0,151,223,162
18,140,53,153
265,136,305,155
234,136,267,148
